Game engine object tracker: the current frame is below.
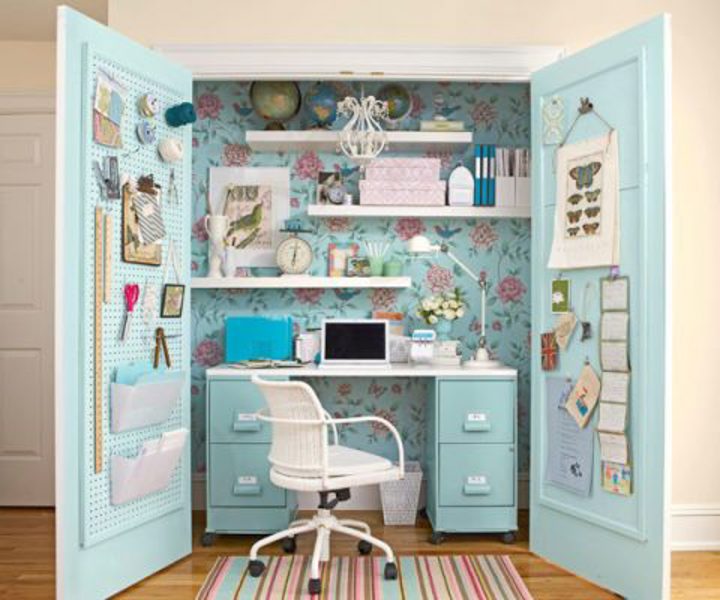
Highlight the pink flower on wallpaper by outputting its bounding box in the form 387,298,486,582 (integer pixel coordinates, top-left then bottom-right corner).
192,138,199,148
394,217,425,241
290,197,300,208
369,383,387,399
424,151,453,173
391,383,403,395
326,217,350,232
192,216,209,242
196,92,223,119
496,275,527,304
294,288,324,304
492,320,503,331
193,339,223,367
191,385,200,396
410,92,425,118
425,264,454,294
471,100,498,128
370,288,397,311
470,222,498,249
191,261,198,272
371,409,396,433
338,383,352,397
294,151,323,180
222,143,251,166
470,317,483,334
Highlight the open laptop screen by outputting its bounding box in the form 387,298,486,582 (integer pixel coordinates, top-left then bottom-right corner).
322,320,388,363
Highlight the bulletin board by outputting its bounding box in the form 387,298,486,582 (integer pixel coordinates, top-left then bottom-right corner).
79,47,189,547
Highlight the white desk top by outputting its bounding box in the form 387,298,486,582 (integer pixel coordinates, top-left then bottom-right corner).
206,363,517,379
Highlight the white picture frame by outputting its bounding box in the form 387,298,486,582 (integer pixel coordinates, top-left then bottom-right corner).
208,167,290,269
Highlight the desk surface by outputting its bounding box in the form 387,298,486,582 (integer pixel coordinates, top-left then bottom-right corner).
206,363,517,379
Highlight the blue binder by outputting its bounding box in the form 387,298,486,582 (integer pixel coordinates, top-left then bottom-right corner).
225,316,294,361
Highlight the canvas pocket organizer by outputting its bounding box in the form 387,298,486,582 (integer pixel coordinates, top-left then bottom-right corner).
110,370,185,433
110,428,188,505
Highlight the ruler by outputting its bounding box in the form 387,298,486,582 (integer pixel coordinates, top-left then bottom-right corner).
94,207,104,473
103,213,112,304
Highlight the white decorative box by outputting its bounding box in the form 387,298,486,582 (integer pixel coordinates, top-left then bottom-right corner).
359,180,447,206
365,157,441,182
515,176,531,207
495,176,516,208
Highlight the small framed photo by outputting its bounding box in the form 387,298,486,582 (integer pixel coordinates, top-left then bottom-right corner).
161,284,185,318
347,257,371,277
327,242,358,277
551,278,570,313
316,171,343,205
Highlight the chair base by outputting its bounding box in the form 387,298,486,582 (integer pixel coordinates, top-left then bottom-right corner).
249,509,396,592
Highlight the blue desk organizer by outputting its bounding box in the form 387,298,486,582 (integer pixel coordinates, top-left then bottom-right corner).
225,316,293,362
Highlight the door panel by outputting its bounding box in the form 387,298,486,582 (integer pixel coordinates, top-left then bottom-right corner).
530,16,670,600
56,7,192,598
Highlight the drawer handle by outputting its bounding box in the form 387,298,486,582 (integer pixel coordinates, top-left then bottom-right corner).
463,413,491,432
463,483,492,496
233,477,262,496
233,413,261,432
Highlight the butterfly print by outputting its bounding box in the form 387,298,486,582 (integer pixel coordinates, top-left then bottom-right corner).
585,189,601,203
566,210,582,224
567,227,580,237
569,162,602,190
583,222,600,235
585,207,601,218
567,193,584,206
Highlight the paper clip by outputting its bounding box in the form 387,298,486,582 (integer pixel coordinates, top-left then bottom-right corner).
609,265,621,280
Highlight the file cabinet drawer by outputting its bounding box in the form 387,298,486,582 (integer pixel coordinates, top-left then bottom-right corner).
439,444,514,507
438,380,514,444
209,380,272,443
209,444,285,508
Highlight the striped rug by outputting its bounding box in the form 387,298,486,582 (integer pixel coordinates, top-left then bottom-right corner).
196,555,533,599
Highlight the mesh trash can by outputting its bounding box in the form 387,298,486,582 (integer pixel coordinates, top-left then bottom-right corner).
380,461,423,525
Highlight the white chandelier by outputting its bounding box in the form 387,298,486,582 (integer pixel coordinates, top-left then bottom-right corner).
336,91,389,166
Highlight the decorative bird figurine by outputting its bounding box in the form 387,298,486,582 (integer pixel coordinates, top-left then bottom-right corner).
434,224,462,239
233,102,254,118
333,289,362,301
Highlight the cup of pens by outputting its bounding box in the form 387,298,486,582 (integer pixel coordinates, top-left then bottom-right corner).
364,241,389,276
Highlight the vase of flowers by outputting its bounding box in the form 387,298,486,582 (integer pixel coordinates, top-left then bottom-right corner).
415,288,466,341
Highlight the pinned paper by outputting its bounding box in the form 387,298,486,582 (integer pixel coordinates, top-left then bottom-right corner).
601,311,629,341
601,276,629,311
597,402,627,433
602,462,632,496
601,341,629,372
554,312,577,350
601,371,630,404
598,431,629,464
565,363,601,428
551,278,571,313
540,332,559,371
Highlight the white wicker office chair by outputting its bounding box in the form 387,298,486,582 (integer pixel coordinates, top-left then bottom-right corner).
248,375,405,595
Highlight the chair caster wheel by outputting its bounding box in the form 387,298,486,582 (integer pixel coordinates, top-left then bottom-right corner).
248,560,265,577
282,537,297,553
430,531,446,545
308,578,322,595
384,562,398,580
502,531,517,544
358,540,372,555
200,532,215,547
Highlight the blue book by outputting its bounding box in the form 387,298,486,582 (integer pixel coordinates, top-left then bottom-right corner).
481,145,489,205
474,144,482,206
488,145,496,206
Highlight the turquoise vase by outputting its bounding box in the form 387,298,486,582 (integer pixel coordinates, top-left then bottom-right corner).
435,319,452,341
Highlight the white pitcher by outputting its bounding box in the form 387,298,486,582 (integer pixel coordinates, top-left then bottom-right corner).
204,215,228,278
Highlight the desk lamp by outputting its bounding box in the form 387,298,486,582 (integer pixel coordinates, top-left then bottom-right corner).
406,235,503,369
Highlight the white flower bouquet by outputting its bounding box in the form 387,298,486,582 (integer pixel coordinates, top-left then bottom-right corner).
415,288,466,325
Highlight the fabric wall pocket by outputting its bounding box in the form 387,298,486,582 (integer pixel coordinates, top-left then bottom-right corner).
133,190,166,245
110,428,188,505
122,180,162,265
110,370,185,433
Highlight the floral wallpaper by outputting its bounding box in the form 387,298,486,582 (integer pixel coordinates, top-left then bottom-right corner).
190,80,532,475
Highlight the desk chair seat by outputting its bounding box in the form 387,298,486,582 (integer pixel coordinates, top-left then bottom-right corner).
248,375,405,596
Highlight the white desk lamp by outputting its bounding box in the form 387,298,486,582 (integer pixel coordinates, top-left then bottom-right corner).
406,235,504,369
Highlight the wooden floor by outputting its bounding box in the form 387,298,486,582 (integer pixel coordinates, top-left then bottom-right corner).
0,508,718,599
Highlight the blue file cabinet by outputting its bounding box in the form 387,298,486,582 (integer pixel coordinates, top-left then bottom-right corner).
202,376,296,545
425,378,518,544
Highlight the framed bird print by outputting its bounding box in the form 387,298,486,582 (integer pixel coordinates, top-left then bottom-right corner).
208,167,290,270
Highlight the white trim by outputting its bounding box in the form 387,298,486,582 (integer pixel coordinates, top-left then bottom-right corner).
154,43,564,82
0,92,55,114
307,204,530,220
190,276,412,289
671,504,720,551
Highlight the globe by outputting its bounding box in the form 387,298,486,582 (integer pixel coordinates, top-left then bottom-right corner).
377,83,412,123
305,82,338,128
250,81,301,130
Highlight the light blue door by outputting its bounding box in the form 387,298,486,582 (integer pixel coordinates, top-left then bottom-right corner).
531,16,670,599
56,7,192,598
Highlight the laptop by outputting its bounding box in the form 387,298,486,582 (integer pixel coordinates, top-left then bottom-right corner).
321,319,390,367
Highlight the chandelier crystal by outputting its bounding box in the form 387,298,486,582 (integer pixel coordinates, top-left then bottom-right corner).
336,91,389,166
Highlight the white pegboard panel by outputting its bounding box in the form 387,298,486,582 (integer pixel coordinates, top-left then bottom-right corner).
80,48,188,547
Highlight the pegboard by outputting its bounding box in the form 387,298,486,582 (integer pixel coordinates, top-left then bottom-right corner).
80,47,189,547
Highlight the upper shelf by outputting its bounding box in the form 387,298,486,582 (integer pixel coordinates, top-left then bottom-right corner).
307,204,531,219
245,130,473,152
191,276,412,289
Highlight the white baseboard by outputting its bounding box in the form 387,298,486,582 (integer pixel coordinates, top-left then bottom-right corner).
671,504,720,551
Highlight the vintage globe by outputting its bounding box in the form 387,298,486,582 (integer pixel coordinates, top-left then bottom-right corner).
250,81,301,129
304,82,338,128
377,83,412,123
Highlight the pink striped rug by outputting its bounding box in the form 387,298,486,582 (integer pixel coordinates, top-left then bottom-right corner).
196,555,534,599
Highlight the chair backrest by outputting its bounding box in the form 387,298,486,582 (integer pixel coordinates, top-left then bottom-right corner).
251,376,328,478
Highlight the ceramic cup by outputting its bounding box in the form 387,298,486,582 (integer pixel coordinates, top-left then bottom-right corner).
383,259,403,277
369,257,384,276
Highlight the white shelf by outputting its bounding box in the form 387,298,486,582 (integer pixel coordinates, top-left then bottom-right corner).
191,276,412,289
307,204,531,219
245,130,472,152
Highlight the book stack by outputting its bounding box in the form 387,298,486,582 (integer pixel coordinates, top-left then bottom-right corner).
474,145,531,207
360,158,446,206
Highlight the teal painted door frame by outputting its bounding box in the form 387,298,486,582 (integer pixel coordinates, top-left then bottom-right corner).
530,15,671,600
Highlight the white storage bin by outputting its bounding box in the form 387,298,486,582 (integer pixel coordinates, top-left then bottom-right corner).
515,176,531,207
380,461,423,525
110,428,188,505
110,371,185,433
495,176,516,208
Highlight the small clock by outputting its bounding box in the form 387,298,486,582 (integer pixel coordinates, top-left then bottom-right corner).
276,234,313,275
